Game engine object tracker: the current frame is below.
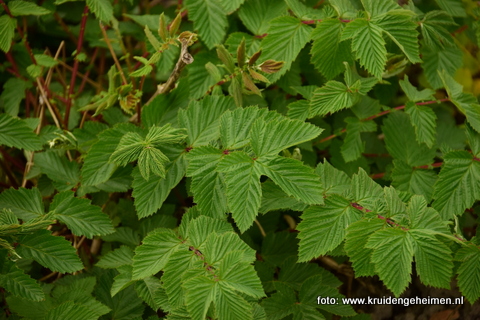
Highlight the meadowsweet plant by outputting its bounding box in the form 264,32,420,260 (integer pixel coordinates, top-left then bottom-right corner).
0,0,480,319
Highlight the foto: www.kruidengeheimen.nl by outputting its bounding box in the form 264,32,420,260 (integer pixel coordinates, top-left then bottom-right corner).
317,296,464,307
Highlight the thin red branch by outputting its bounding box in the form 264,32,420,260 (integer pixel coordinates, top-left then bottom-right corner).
64,5,89,129
369,172,385,180
0,0,12,17
414,162,443,170
451,25,468,36
254,33,267,39
314,98,450,145
315,129,346,145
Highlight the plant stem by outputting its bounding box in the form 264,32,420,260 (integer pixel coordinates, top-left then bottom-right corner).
254,219,266,237
65,5,89,130
99,22,128,85
314,98,450,145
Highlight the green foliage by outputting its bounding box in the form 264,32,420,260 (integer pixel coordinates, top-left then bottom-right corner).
1,0,480,318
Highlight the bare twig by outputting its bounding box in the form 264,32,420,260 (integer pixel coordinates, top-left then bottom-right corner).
145,35,195,105
100,22,128,85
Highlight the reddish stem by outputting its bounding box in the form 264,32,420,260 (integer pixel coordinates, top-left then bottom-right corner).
314,98,450,145
370,172,385,180
415,162,443,170
64,5,89,129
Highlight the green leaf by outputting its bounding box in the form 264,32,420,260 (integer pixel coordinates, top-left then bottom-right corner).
435,0,466,17
297,194,362,262
315,160,351,196
366,228,414,297
250,118,323,157
0,15,16,53
0,262,44,301
420,11,456,49
135,277,167,311
50,191,115,238
202,231,255,263
399,75,435,102
310,19,353,80
407,195,449,233
86,0,114,24
82,124,137,186
186,147,228,218
341,19,386,78
409,231,453,289
391,160,437,201
16,230,83,273
0,187,43,220
94,270,145,319
132,228,183,280
101,227,140,247
341,118,377,163
217,152,261,232
258,156,324,205
361,0,399,17
310,81,358,117
351,168,384,210
123,14,161,31
183,276,216,320
220,106,268,150
129,64,152,77
44,301,98,320
8,0,50,16
422,45,462,89
222,0,245,13
287,100,310,121
137,147,169,181
162,250,199,308
146,124,187,146
214,282,253,320
178,95,235,147
260,16,312,82
467,123,480,157
384,186,406,217
382,111,435,166
111,265,134,296
35,152,80,191
0,113,42,150
456,245,480,303
301,276,356,316
345,219,384,277
110,132,144,166
96,246,134,269
405,101,437,148
373,10,421,64
185,0,228,49
261,283,296,319
285,0,325,20
432,151,480,220
259,180,307,214
0,78,30,116
238,0,287,35
132,152,187,219
440,71,480,133
34,54,58,67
